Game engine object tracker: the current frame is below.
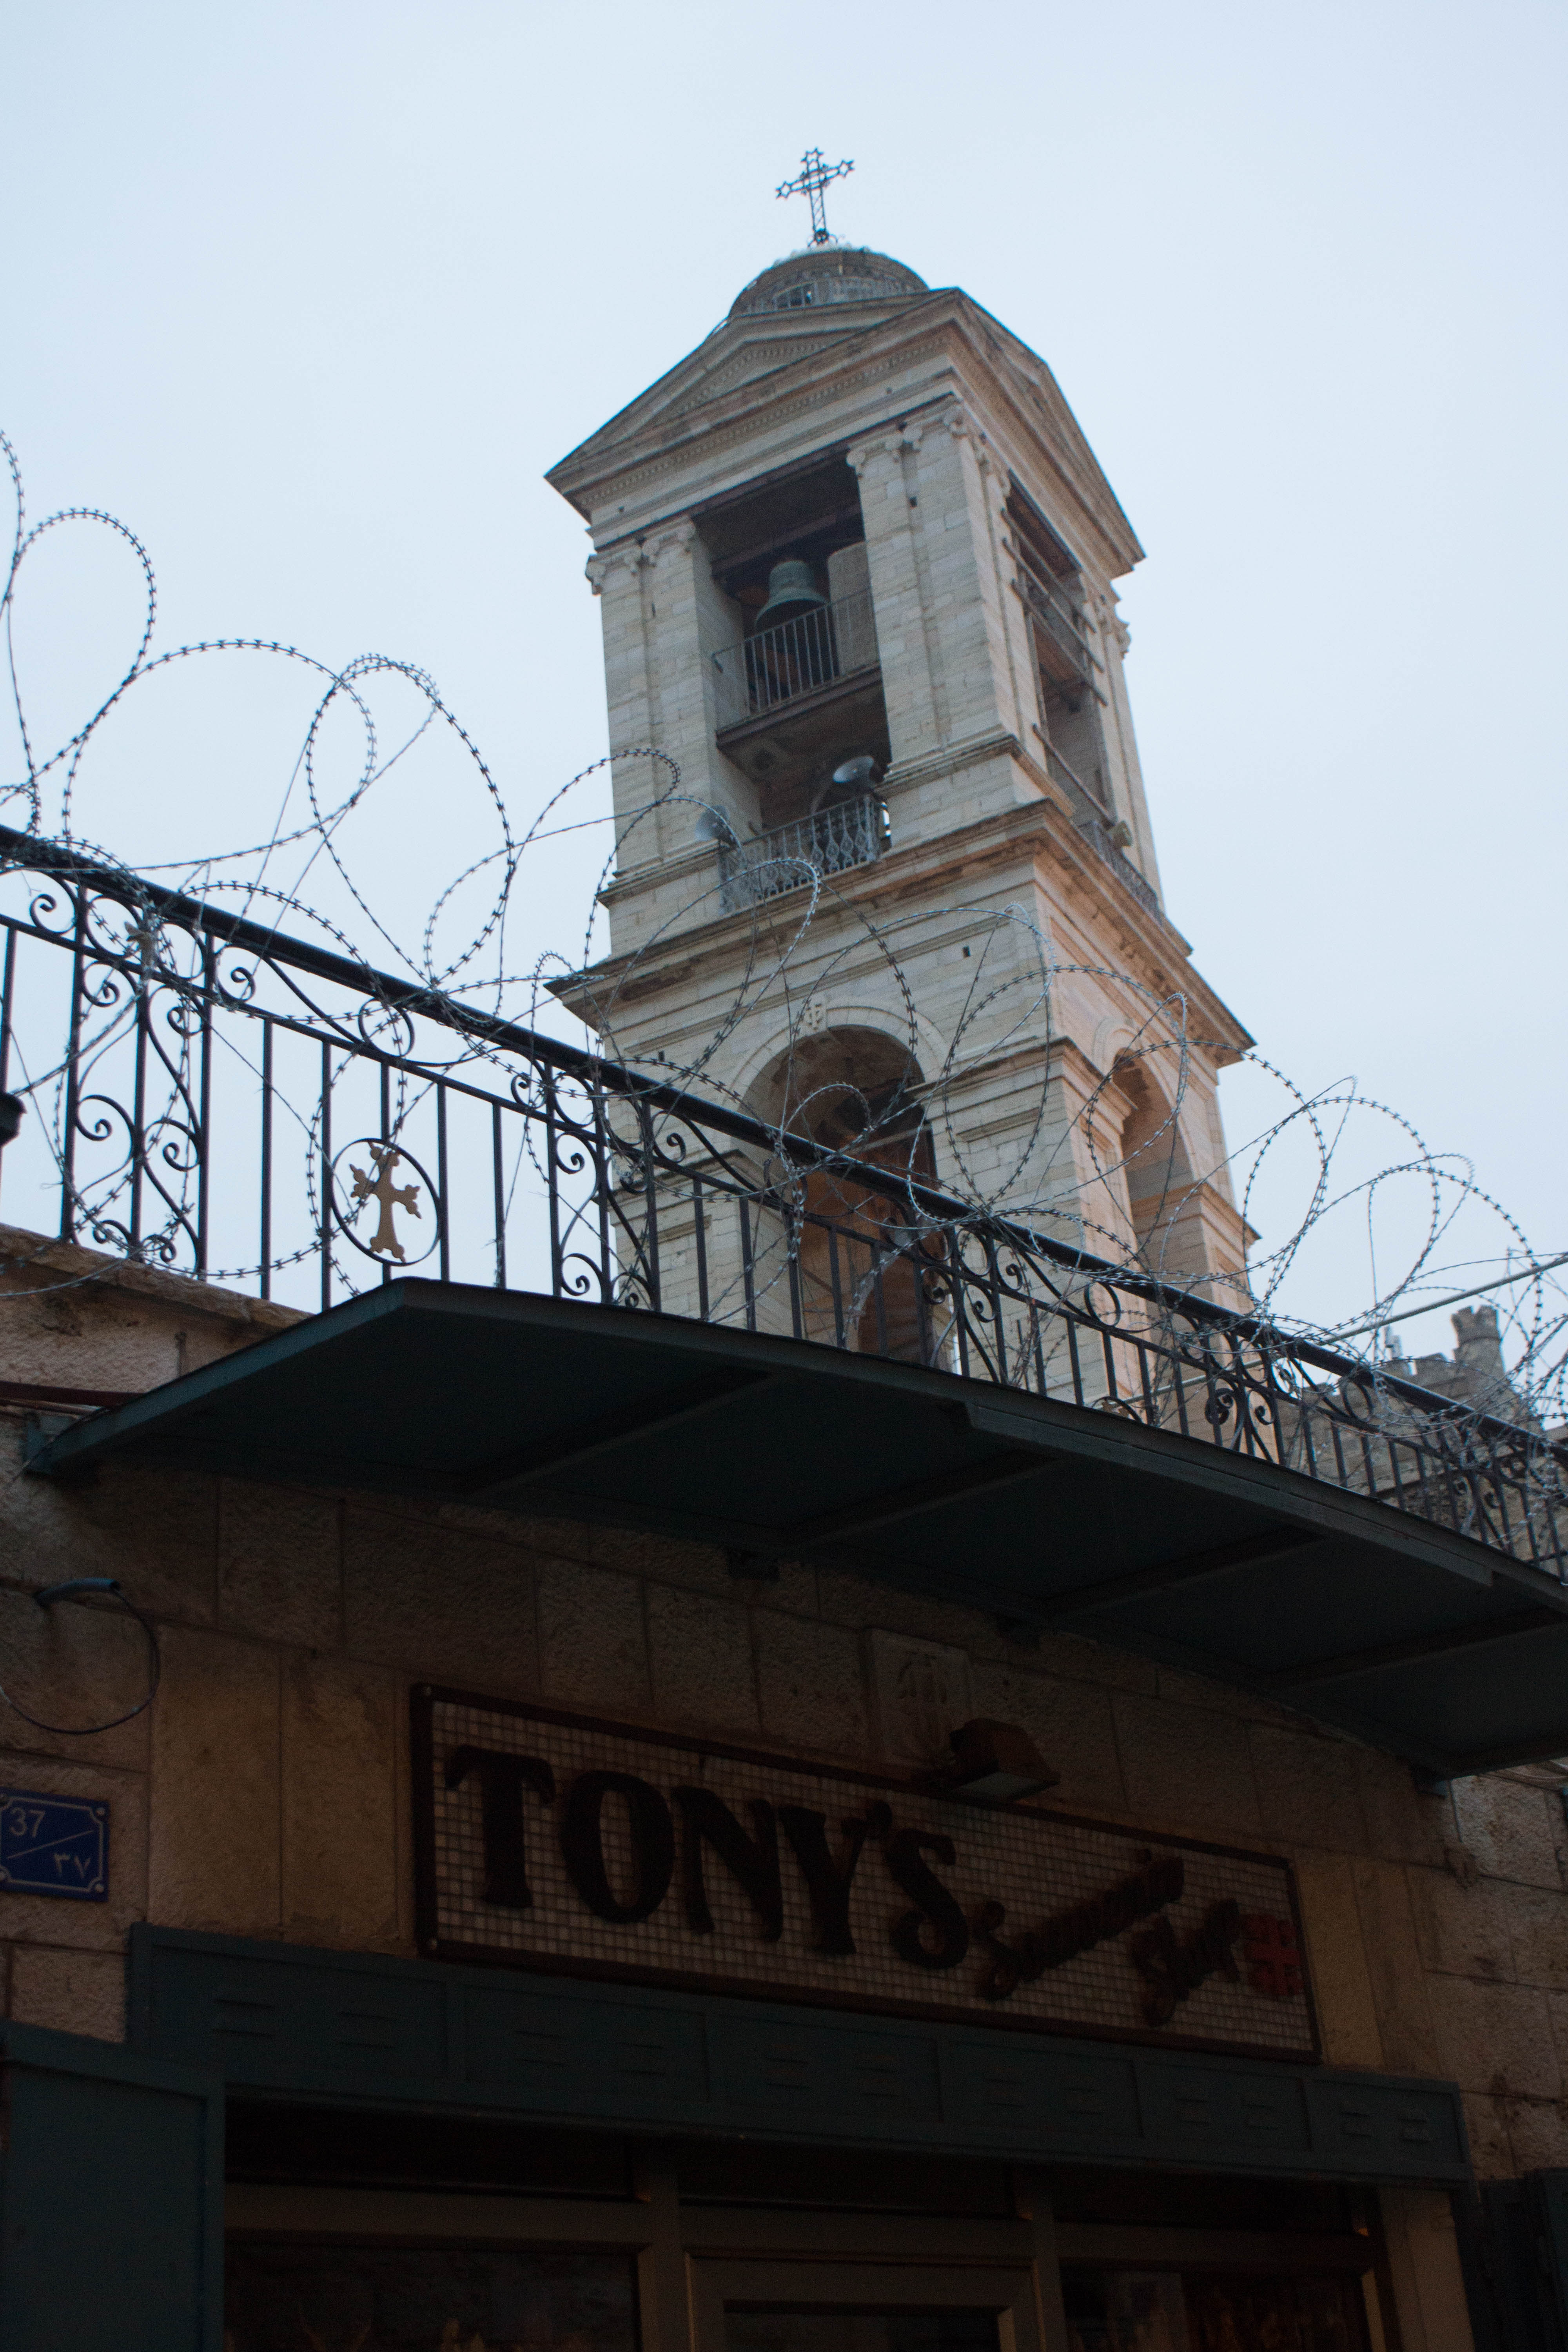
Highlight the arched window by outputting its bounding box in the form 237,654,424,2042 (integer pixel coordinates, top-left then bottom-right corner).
747,1028,941,1364
1112,1052,1196,1272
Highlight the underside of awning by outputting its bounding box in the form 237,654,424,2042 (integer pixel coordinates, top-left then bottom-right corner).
29,1280,1568,1779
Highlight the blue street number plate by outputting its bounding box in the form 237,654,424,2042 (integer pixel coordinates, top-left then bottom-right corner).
0,1788,109,1901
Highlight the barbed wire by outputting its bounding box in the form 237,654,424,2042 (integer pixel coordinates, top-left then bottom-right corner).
1,425,1562,1439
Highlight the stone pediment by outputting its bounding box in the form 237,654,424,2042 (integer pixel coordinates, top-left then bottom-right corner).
548,305,908,485
546,286,1143,579
661,335,840,420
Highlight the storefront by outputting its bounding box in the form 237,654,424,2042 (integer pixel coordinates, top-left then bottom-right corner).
43,1898,1465,2352
189,1681,1466,2350
0,1249,1495,2352
4,1950,1465,2352
218,2116,1401,2352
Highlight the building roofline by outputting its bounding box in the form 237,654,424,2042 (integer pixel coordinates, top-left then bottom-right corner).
546,288,1145,581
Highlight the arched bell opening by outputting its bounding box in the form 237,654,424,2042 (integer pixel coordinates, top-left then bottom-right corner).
1108,1053,1268,1448
746,1027,944,1365
1112,1052,1198,1274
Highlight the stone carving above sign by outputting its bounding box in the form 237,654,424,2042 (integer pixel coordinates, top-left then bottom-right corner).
411,1689,1318,2063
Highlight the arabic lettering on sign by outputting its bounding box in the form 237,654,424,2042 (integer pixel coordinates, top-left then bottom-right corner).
413,1691,1316,2062
0,1788,109,1902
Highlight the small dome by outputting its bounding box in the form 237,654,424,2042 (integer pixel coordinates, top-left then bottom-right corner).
729,245,928,320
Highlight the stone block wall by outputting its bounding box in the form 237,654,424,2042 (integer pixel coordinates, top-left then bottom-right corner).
579,808,1241,1273
0,1239,1562,2203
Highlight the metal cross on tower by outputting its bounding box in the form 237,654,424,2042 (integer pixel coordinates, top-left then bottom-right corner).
776,148,853,245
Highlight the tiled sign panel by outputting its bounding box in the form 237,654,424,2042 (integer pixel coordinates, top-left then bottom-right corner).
412,1691,1317,2062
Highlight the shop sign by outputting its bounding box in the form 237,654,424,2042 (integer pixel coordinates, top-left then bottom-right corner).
412,1689,1317,2062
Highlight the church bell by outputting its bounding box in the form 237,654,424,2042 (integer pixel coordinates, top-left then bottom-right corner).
754,558,828,631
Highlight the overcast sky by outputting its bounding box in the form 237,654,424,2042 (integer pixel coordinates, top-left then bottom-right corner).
3,0,1563,1358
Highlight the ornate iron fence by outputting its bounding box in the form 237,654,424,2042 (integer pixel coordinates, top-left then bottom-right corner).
0,823,1562,1573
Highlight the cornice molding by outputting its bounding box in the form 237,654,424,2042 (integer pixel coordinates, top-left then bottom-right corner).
552,297,1142,582
562,799,1250,1057
595,835,722,908
550,308,924,487
662,335,841,420
547,303,927,488
880,724,1063,804
581,343,957,520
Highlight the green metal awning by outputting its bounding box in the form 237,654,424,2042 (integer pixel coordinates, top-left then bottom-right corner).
29,1280,1568,1779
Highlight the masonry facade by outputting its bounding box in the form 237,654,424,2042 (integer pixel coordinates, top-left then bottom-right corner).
3,1227,1564,2350
3,241,1564,2352
547,244,1252,1297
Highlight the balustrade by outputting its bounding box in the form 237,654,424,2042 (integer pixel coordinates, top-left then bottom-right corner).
711,587,879,733
0,823,1560,1577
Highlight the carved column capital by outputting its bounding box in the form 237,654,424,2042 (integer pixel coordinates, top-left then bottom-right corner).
946,403,1000,475
846,433,900,477
585,544,645,595
648,516,697,564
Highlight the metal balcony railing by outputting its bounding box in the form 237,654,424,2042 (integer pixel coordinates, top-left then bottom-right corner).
720,793,889,912
1039,741,1161,919
712,587,879,733
1018,564,1097,689
0,824,1562,1577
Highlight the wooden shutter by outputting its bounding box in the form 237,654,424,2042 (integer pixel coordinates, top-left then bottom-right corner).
0,2018,223,2350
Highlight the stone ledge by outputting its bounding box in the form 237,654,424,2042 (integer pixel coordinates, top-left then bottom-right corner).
0,1223,303,1336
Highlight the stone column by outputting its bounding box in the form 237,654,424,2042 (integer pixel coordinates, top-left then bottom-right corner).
919,408,1037,753
848,429,942,760
852,407,1040,848
586,540,661,864
590,519,754,901
639,517,705,866
1094,597,1165,903
962,413,1047,757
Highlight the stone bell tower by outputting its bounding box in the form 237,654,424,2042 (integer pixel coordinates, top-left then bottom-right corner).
546,227,1254,1299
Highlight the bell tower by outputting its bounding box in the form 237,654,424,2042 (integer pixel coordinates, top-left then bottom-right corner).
546,220,1253,1298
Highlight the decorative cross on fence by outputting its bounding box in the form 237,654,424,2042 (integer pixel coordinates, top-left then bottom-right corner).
348,1142,421,1261
776,147,853,245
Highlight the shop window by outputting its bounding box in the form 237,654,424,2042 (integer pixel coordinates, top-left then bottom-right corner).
1062,2272,1190,2352
728,2314,998,2352
225,2242,637,2352
1062,2268,1371,2352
